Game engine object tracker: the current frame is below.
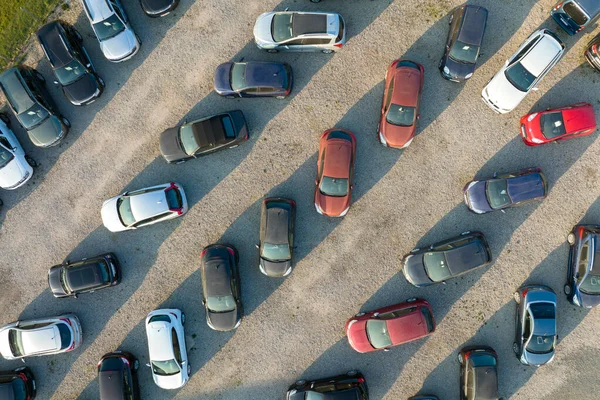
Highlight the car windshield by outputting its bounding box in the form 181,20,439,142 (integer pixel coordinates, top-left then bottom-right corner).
230,63,246,91
505,62,536,92
117,197,136,227
386,104,416,127
8,330,24,357
93,15,126,41
19,103,48,129
262,242,291,261
54,59,86,85
179,124,199,155
271,13,293,42
469,353,497,367
423,252,451,282
526,334,555,354
206,295,236,313
99,357,125,372
365,320,393,349
540,112,567,139
319,176,349,197
449,40,480,64
0,146,15,169
151,359,180,376
564,3,588,26
486,179,511,209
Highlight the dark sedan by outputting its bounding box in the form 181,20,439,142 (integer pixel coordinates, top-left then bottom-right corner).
200,244,243,331
160,110,248,163
287,371,368,400
458,346,499,400
214,61,292,98
98,351,139,400
440,5,488,82
463,168,547,214
0,367,36,400
402,232,492,287
585,32,600,71
140,0,179,17
258,198,296,277
565,225,600,308
48,253,120,298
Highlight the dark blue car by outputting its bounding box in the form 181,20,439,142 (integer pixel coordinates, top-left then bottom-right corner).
566,225,600,308
463,168,547,214
213,61,292,98
551,0,600,35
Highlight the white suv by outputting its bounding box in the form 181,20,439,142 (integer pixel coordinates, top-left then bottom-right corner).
0,114,34,190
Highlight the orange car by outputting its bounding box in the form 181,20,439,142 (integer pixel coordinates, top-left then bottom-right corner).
314,129,357,217
378,59,424,148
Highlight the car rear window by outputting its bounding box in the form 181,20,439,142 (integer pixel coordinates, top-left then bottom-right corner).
386,104,416,127
336,15,344,42
165,188,182,210
327,130,351,141
57,323,72,350
564,2,589,26
117,197,136,227
540,112,567,139
420,307,435,332
148,315,171,324
396,60,420,70
469,352,497,367
221,116,236,138
100,357,125,372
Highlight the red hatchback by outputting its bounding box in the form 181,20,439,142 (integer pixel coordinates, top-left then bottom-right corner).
378,59,424,148
314,129,357,217
520,102,597,146
345,298,435,353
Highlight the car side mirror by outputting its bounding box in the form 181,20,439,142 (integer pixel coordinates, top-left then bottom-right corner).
146,363,151,368
501,209,507,214
201,299,206,306
15,321,20,327
86,63,91,68
383,348,390,352
373,312,380,318
183,119,188,125
53,80,59,85
73,294,78,299
315,180,319,185
493,172,498,178
284,7,289,11
532,87,539,91
255,244,259,249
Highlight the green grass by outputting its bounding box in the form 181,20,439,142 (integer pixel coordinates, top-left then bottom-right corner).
0,0,63,69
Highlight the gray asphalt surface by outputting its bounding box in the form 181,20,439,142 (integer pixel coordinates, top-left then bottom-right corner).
1,0,599,399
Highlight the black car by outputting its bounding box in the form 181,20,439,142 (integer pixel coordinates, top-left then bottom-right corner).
402,232,492,287
214,61,292,98
48,253,120,298
458,346,499,400
0,367,36,400
258,197,296,277
140,0,179,17
200,244,243,331
98,351,139,400
0,67,69,147
463,168,547,214
551,0,600,35
440,5,488,82
159,110,248,163
565,225,600,308
37,21,104,106
585,32,600,71
287,371,368,400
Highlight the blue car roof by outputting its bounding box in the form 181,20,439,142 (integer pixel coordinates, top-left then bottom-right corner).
506,173,545,204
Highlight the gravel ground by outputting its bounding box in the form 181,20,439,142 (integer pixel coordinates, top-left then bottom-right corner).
0,0,599,399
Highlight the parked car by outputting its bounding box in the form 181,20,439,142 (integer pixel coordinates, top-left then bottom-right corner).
286,371,368,400
0,113,34,190
402,232,492,287
98,351,140,400
254,11,346,53
160,110,248,163
585,32,600,71
101,182,188,232
345,298,435,353
0,367,36,400
458,346,499,400
145,309,189,389
48,253,120,298
520,102,596,146
258,198,296,277
482,29,564,114
0,314,82,360
82,0,141,62
463,168,547,214
378,60,424,148
565,225,600,308
36,21,104,106
314,129,356,217
140,0,179,17
439,4,488,82
0,67,69,147
200,244,243,331
214,61,292,99
551,0,600,35
513,285,557,366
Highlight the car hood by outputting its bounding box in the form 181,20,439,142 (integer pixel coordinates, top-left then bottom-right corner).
100,29,136,61
214,63,233,94
444,56,476,80
523,349,554,366
28,116,63,147
48,266,68,297
0,157,29,189
381,120,416,148
63,73,99,105
154,371,186,390
346,319,373,353
315,189,350,217
253,13,275,45
260,258,291,277
207,309,239,331
160,127,187,162
483,71,527,113
464,181,493,213
101,197,127,232
402,254,432,286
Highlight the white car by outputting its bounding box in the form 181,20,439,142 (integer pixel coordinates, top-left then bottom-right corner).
145,309,189,390
482,29,564,114
101,182,188,232
81,0,141,62
0,314,82,360
0,113,34,190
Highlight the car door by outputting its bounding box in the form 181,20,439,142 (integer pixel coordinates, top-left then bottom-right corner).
288,204,296,263
515,300,523,352
171,327,184,370
302,37,331,52
382,77,395,118
0,134,16,160
239,87,260,98
284,38,304,52
522,309,532,349
445,8,463,57
316,147,326,185
465,365,475,400
111,0,129,25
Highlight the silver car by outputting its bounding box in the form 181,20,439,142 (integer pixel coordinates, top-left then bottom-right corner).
513,285,557,366
0,314,82,360
0,114,34,190
254,11,346,53
81,0,141,62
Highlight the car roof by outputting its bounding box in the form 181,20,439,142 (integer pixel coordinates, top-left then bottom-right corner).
191,115,228,150
0,69,34,114
20,326,60,354
521,34,562,77
147,320,175,361
562,104,597,132
65,261,106,291
265,206,290,245
457,6,488,45
323,137,352,179
386,309,428,343
292,13,328,36
392,67,421,107
83,0,114,23
578,0,600,16
473,366,498,398
243,62,287,89
506,173,545,203
203,256,232,297
99,370,125,400
444,240,488,275
37,22,73,68
129,190,169,221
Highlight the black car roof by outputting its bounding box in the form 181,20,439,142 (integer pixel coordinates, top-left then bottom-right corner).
292,13,327,36
457,6,488,45
204,255,232,297
265,206,290,245
305,389,361,399
473,366,498,399
99,370,125,400
0,68,35,114
65,261,107,291
191,115,228,150
444,239,488,275
37,22,73,68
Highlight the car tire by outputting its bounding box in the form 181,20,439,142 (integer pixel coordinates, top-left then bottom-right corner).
35,71,45,82
355,312,365,317
181,312,186,325
62,117,71,128
513,291,521,304
513,342,519,354
457,352,464,364
322,49,333,54
25,155,37,167
267,49,279,53
567,233,576,245
564,284,571,295
0,113,10,126
134,359,140,371
295,379,306,388
347,370,357,377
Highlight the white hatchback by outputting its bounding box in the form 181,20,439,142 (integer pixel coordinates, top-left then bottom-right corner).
145,309,189,390
482,29,564,114
0,114,34,190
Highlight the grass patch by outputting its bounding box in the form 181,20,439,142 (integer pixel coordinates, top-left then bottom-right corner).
0,0,63,69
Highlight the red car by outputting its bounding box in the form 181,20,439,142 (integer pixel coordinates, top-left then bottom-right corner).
314,129,357,217
345,298,435,353
378,59,424,148
520,102,596,146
